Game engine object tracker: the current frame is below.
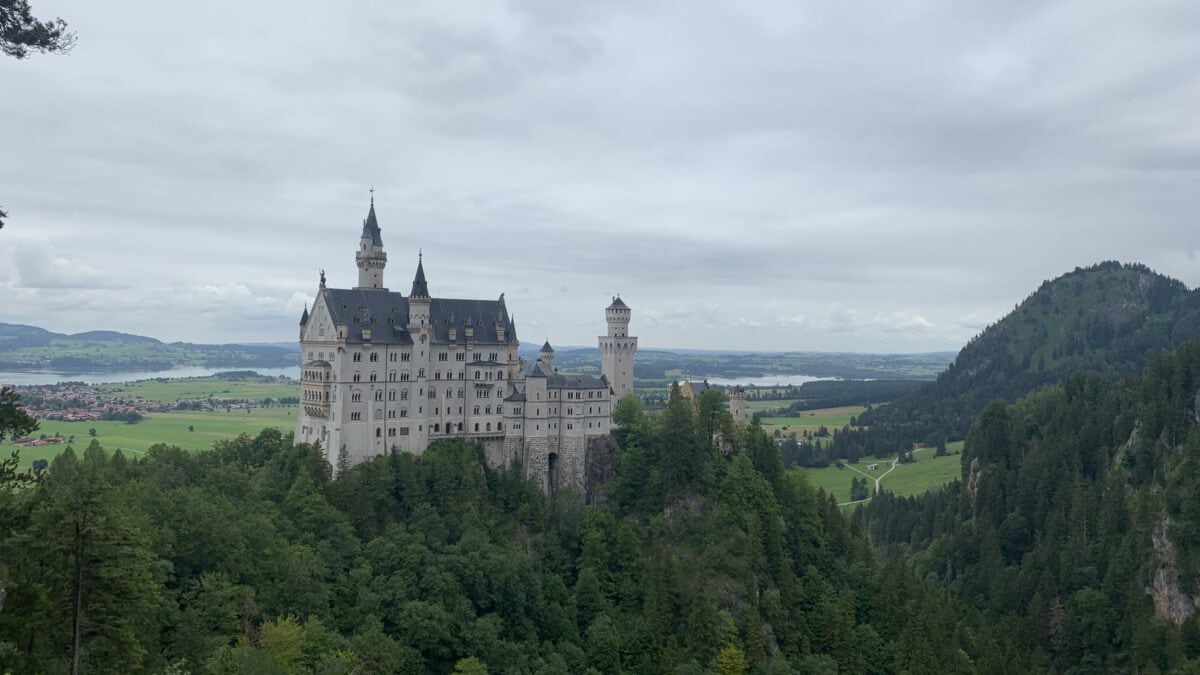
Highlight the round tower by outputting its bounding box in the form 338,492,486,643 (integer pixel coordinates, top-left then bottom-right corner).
355,195,388,290
598,296,638,400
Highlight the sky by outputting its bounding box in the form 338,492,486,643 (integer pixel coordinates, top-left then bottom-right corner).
2,0,1199,353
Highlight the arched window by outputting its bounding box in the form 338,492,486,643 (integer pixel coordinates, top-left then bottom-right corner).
401,390,409,400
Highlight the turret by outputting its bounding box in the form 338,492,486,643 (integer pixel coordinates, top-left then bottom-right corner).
354,195,388,290
606,296,631,337
598,296,637,400
539,340,554,371
408,253,431,329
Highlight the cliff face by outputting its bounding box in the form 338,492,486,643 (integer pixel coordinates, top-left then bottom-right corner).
1150,519,1200,625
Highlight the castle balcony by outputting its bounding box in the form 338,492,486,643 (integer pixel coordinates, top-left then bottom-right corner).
301,360,332,418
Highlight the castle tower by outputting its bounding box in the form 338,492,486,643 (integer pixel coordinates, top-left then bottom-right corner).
538,340,554,371
354,196,388,290
729,386,747,424
598,296,637,400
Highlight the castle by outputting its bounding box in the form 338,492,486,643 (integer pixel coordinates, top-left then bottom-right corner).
295,198,636,494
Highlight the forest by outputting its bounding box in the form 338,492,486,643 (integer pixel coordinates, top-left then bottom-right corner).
854,339,1200,671
0,388,970,674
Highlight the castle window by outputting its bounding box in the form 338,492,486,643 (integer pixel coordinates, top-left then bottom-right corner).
456,353,465,361
474,423,479,432
388,428,396,437
370,352,378,362
474,406,481,415
498,422,503,431
375,428,381,438
400,427,410,436
497,371,503,380
401,390,409,400
351,392,361,402
485,405,491,414
418,368,425,378
353,352,361,362
438,353,448,362
401,408,408,418
388,390,396,401
472,353,481,362
388,410,395,418
401,372,410,382
486,423,491,431
485,372,492,380
497,406,502,414
389,353,396,361
374,409,382,420
457,388,464,398
489,352,497,361
474,370,480,379
433,423,440,432
353,373,361,382
374,391,383,401
388,371,396,381
401,353,411,362
369,373,377,382
350,412,361,421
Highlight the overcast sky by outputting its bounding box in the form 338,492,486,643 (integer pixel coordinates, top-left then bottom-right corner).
2,0,1198,353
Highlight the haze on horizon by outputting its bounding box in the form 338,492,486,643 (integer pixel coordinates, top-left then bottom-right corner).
2,0,1198,353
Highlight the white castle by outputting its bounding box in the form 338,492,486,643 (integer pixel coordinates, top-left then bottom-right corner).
295,198,637,494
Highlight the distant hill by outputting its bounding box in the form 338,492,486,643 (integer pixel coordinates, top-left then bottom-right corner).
552,347,954,384
0,323,297,372
842,261,1200,453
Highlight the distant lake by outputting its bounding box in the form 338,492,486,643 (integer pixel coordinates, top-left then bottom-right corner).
702,375,837,387
0,366,301,386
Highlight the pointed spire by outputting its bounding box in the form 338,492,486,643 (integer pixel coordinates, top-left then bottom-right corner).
299,304,309,325
361,191,383,247
541,340,554,353
410,252,429,298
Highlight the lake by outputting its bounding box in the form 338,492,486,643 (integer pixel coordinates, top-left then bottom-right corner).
0,366,302,386
701,374,837,387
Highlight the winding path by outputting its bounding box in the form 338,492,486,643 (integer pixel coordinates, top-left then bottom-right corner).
836,447,928,507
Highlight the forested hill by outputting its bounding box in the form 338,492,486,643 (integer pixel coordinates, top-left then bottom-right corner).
858,340,1200,671
848,261,1200,451
0,322,297,371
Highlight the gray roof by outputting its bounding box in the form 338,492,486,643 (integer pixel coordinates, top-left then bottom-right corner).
361,202,383,247
523,360,551,378
607,296,629,310
304,359,331,367
410,257,429,297
540,340,553,352
320,287,516,346
547,373,608,390
504,390,527,402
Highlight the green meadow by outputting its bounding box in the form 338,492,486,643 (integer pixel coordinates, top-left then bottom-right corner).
105,376,297,402
758,405,865,437
5,406,297,470
794,440,965,503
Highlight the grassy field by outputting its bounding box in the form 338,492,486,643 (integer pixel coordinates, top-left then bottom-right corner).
116,377,295,402
744,398,803,412
5,406,297,469
758,405,865,437
794,440,965,503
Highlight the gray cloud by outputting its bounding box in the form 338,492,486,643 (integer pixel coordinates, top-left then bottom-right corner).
1,0,1198,352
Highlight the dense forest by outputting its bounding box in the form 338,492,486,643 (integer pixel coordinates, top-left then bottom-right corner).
830,262,1200,459
858,341,1200,672
0,389,974,674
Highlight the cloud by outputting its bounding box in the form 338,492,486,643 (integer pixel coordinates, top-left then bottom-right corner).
1,0,1198,352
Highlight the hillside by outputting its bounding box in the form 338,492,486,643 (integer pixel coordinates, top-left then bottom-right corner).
552,347,954,385
838,261,1200,455
858,340,1200,671
0,323,296,371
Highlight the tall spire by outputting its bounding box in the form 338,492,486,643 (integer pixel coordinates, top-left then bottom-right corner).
410,252,429,298
361,197,383,247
